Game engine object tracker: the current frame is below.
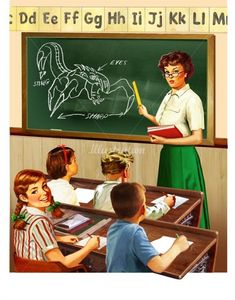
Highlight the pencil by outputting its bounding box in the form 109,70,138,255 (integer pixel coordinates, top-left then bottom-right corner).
132,81,142,107
176,233,180,238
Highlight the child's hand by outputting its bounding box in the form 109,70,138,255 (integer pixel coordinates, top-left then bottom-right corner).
164,195,176,208
85,235,100,251
174,235,189,252
59,235,79,244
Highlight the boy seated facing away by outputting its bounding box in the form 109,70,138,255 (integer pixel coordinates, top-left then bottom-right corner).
106,182,189,272
93,151,175,220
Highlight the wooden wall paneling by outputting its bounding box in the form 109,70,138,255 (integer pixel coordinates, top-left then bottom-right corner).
23,136,42,170
41,137,63,173
196,147,227,271
10,136,24,212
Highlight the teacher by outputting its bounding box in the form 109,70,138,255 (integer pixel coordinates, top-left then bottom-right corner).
138,51,210,229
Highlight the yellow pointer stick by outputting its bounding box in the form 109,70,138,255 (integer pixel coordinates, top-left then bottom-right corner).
132,81,142,107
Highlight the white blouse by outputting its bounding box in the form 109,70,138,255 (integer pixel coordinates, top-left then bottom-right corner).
155,84,205,137
47,178,80,206
93,181,119,212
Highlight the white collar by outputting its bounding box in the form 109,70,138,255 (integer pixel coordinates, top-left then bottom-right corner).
50,178,69,183
167,83,190,97
26,206,47,217
104,180,121,184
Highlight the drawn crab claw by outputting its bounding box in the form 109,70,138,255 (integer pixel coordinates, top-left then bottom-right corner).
48,90,53,111
39,70,47,80
123,94,135,114
47,85,64,115
50,94,65,117
92,98,105,105
37,51,49,79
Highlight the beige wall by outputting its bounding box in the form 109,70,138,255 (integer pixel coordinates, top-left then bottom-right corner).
10,135,227,271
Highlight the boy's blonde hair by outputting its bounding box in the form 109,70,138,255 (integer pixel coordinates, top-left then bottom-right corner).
101,151,134,175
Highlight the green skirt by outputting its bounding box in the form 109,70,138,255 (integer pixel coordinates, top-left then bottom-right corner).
157,145,210,229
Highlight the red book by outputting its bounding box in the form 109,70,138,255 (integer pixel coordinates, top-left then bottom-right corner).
147,125,183,138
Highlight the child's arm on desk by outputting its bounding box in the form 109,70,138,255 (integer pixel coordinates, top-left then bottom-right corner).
164,195,176,208
56,235,79,244
147,235,189,273
46,235,100,268
146,195,175,220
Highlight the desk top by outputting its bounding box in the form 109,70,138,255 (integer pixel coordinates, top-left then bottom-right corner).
70,177,203,226
54,204,218,279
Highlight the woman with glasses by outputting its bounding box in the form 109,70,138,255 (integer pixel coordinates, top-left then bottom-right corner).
138,51,210,229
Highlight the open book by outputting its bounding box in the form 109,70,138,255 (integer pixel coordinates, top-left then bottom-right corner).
54,213,91,233
147,125,183,138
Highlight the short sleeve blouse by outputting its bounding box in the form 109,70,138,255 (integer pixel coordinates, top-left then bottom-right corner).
13,206,58,260
47,178,80,205
155,84,205,137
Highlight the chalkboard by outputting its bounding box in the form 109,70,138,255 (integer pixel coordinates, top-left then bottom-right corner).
22,33,215,145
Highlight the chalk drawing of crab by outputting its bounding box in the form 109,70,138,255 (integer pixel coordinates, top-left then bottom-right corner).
36,42,135,119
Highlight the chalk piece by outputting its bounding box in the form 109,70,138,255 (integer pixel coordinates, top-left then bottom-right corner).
50,128,62,131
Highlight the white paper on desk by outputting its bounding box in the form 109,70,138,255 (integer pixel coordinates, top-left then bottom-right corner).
76,236,107,250
75,188,95,203
151,236,193,254
151,195,189,209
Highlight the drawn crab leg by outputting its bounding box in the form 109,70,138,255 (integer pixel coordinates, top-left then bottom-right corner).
109,78,135,114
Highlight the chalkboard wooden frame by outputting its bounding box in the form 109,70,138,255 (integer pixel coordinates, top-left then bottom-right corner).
22,33,215,145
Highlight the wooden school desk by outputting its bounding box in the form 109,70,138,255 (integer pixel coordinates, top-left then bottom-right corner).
53,204,218,279
70,177,203,227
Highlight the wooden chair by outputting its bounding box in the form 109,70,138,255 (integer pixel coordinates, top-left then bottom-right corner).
13,253,88,272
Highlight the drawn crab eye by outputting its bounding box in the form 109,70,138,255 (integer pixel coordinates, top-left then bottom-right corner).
80,71,87,78
90,74,97,80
